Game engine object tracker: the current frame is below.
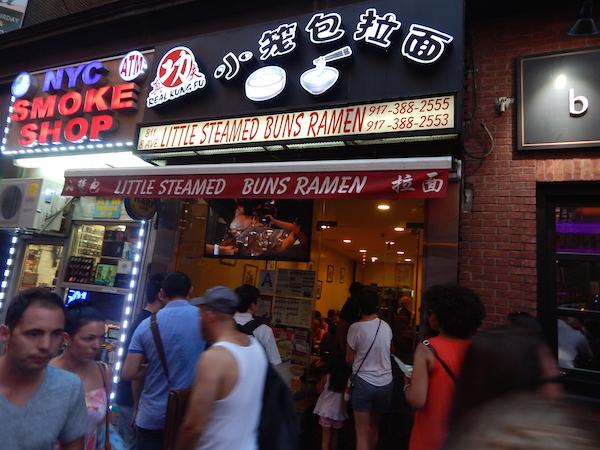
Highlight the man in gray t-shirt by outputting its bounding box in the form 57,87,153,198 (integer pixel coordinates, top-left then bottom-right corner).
0,287,87,450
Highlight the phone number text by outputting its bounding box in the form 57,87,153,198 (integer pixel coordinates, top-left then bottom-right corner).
364,96,454,132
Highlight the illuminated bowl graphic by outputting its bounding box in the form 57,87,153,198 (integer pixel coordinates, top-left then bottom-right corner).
300,66,339,95
245,66,286,101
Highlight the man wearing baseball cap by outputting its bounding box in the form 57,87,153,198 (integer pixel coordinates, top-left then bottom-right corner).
177,286,268,450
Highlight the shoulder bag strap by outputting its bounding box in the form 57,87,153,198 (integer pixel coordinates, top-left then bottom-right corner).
423,339,458,384
96,361,111,450
352,318,382,381
150,312,172,388
241,319,262,335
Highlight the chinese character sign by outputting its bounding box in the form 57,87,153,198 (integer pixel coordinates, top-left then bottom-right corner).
353,8,401,48
305,12,345,43
258,22,298,60
402,24,454,64
141,0,463,134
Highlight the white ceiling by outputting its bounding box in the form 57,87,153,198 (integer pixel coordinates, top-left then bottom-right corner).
315,198,424,264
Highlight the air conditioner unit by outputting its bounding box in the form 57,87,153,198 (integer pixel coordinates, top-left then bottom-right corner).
0,178,66,232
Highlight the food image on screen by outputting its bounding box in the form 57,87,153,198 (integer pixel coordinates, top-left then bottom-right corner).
204,198,313,261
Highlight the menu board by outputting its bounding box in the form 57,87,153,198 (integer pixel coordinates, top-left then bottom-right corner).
265,269,317,391
254,294,273,323
275,269,316,298
273,296,313,329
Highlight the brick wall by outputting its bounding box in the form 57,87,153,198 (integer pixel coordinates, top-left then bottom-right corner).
461,7,600,326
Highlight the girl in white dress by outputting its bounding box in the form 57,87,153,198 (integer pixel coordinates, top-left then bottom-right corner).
313,354,350,450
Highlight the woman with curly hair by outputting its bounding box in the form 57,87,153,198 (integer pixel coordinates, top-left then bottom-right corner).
404,285,485,450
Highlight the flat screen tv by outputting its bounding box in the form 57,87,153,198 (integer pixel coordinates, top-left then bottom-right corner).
204,198,313,262
65,289,124,323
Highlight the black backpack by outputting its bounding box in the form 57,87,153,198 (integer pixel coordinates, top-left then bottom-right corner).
258,364,300,450
238,319,299,449
237,319,262,335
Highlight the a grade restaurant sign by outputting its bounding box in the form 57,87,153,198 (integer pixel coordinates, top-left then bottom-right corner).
138,94,454,150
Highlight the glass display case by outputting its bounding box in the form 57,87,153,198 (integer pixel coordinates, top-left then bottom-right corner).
58,221,143,366
16,243,63,291
63,223,140,291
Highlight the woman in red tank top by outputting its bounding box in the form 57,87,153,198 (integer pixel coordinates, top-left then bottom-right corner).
403,285,485,450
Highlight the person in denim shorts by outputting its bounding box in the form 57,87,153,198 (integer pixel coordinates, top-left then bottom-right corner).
346,289,393,450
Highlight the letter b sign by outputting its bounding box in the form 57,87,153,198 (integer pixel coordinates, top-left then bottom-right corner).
569,88,589,116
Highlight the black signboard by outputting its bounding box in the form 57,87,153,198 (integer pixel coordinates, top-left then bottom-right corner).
139,0,464,146
517,47,600,151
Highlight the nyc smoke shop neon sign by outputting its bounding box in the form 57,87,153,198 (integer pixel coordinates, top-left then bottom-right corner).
7,52,147,150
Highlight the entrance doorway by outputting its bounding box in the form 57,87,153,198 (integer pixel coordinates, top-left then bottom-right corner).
173,196,424,447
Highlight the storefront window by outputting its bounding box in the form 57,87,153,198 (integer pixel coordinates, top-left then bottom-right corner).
556,260,600,310
537,185,600,415
552,206,600,372
175,197,424,361
176,198,423,313
55,222,143,366
65,223,139,288
18,243,63,290
556,207,600,255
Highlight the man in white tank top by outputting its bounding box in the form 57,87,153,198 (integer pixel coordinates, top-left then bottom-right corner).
177,286,268,450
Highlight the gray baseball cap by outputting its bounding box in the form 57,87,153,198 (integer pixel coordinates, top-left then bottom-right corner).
190,296,204,306
193,286,240,314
